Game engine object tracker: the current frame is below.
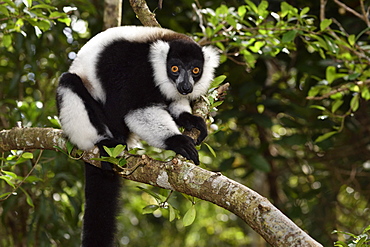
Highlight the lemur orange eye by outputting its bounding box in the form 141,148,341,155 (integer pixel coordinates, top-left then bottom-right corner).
171,66,179,73
192,67,200,74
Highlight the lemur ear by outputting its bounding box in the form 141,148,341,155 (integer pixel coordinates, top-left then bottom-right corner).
202,46,220,69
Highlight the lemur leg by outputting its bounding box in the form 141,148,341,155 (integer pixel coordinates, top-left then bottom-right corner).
57,72,113,150
124,106,200,165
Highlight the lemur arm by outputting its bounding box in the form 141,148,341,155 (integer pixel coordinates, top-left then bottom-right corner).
124,105,200,165
168,99,207,145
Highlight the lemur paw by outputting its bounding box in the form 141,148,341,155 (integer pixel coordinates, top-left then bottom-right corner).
165,135,199,165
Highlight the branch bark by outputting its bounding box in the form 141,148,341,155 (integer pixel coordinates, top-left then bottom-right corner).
128,0,160,27
0,127,322,247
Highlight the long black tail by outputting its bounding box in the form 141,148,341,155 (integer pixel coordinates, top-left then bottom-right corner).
82,147,121,247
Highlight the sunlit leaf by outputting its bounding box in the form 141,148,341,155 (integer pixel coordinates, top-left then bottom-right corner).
142,205,159,214
209,75,226,89
320,19,332,31
183,205,196,227
300,7,310,16
315,131,337,143
3,35,12,49
168,205,179,222
112,144,125,158
348,34,356,46
21,152,33,159
237,6,246,17
331,100,343,113
350,94,360,112
138,186,166,201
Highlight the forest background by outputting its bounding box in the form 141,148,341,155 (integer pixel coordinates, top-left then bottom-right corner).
0,0,370,246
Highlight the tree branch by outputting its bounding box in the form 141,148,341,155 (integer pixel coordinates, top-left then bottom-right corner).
128,0,160,27
104,0,122,29
0,126,322,246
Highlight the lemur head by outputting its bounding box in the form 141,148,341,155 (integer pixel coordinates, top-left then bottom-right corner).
166,40,204,95
150,39,219,101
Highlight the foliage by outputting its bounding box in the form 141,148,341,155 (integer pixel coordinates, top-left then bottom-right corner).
0,0,370,246
333,225,370,247
195,0,370,141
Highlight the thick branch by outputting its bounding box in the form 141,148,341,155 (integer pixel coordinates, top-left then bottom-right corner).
0,127,322,246
128,0,160,27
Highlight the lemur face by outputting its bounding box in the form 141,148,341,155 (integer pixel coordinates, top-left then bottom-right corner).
166,40,204,95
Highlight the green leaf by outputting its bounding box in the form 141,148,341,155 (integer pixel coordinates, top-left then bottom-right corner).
362,225,370,234
325,66,346,84
118,158,127,167
209,75,226,89
204,142,216,157
2,170,17,179
249,41,265,53
331,100,343,113
237,6,246,17
226,15,237,28
31,4,57,10
350,94,360,112
66,141,75,154
0,192,12,199
323,35,339,54
333,240,349,247
282,30,298,43
315,131,337,143
320,19,332,31
168,205,177,222
348,34,356,46
58,17,71,26
2,35,12,48
142,205,159,214
0,172,16,188
49,11,65,19
310,105,326,111
24,175,42,183
245,0,258,14
20,187,34,207
361,86,370,100
326,66,336,84
183,205,196,227
137,186,166,201
103,146,113,156
0,5,10,16
21,152,33,159
300,7,310,16
215,4,229,16
356,236,367,246
308,85,327,97
112,144,125,158
280,2,292,17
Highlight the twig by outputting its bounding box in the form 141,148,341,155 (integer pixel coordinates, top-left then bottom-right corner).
320,0,327,21
306,79,370,100
333,0,367,22
359,0,370,27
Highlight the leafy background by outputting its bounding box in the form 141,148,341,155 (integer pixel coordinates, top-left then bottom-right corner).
0,0,369,246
